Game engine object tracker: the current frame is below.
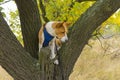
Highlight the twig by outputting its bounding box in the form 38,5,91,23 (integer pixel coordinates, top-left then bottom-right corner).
0,0,13,5
39,0,49,22
76,0,96,3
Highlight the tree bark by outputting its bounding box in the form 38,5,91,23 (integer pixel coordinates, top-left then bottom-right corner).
0,0,120,80
53,0,120,80
37,0,120,80
15,0,41,59
0,12,41,80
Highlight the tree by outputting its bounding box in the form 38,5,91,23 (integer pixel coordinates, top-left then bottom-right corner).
0,0,120,80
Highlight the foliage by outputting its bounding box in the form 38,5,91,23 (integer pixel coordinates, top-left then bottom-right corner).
1,0,22,44
1,0,120,44
0,7,3,11
0,0,4,2
45,0,94,23
0,7,6,17
9,10,23,44
1,0,95,44
105,9,120,26
0,0,6,17
99,10,120,35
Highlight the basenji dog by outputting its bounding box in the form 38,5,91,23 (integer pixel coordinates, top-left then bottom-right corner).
38,21,71,65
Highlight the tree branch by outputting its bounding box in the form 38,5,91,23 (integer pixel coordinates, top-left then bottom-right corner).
57,0,120,79
0,12,41,80
15,0,41,59
0,0,13,5
39,0,49,22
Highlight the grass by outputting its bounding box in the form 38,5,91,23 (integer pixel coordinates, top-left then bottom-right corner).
69,35,120,80
0,35,120,80
0,66,13,80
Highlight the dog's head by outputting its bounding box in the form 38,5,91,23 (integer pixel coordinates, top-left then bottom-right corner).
52,22,71,43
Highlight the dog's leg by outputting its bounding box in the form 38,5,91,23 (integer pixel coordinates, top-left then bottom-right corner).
54,59,59,65
55,38,62,51
49,39,59,65
39,43,42,53
57,46,61,50
38,32,44,53
49,39,56,59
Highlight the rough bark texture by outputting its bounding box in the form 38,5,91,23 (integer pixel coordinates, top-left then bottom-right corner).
0,0,120,80
15,0,41,59
0,12,41,80
58,0,120,79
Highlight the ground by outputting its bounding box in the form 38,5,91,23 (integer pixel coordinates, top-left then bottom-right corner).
70,35,120,80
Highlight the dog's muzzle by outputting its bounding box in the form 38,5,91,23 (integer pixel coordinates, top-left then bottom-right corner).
61,34,68,43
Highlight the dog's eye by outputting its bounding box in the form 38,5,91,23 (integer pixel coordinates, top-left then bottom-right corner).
62,32,65,33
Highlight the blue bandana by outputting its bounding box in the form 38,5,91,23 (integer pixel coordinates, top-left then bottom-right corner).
43,28,54,47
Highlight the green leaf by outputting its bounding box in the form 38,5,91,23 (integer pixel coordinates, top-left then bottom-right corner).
1,12,6,17
0,0,4,2
0,7,3,11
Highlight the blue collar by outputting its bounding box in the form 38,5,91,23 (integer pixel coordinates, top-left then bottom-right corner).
43,27,54,47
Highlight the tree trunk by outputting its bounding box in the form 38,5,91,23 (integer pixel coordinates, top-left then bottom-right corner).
0,12,41,80
52,0,120,80
15,0,41,59
38,0,120,80
0,0,120,80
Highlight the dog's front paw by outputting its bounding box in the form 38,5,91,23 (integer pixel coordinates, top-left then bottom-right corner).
57,47,61,50
54,59,59,65
50,54,56,59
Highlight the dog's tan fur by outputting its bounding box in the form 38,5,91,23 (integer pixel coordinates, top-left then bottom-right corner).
38,25,44,44
38,21,71,64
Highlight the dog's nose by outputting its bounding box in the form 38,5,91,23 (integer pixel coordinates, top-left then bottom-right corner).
61,35,68,42
65,37,68,41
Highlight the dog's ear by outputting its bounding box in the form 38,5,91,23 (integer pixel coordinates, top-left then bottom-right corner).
56,22,64,28
63,22,71,28
52,22,63,28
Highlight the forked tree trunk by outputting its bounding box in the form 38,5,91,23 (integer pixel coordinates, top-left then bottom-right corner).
0,0,120,80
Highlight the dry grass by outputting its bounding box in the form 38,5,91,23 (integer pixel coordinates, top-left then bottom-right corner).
70,35,120,80
1,35,120,80
0,66,13,80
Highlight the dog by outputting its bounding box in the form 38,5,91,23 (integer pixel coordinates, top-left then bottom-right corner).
38,21,71,64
